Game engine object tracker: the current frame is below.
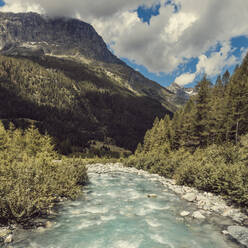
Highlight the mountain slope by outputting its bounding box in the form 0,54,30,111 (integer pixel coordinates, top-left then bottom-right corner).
0,55,171,153
0,11,176,112
0,12,176,154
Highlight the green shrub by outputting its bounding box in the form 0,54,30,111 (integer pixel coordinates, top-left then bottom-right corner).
0,122,88,224
174,144,248,206
127,140,248,207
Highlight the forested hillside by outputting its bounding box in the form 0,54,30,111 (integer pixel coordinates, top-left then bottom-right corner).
0,55,171,154
127,54,248,207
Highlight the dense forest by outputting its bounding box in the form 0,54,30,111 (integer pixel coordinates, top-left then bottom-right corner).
127,54,248,207
0,55,171,155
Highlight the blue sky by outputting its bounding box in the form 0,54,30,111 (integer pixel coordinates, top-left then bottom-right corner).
122,3,248,87
1,0,248,88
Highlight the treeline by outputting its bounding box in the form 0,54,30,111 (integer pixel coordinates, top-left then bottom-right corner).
0,121,88,224
126,54,248,207
0,55,170,154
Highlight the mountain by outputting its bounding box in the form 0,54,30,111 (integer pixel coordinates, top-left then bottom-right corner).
167,82,197,106
0,11,175,154
0,12,176,111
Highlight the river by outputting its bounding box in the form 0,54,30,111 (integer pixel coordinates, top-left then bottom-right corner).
10,167,240,248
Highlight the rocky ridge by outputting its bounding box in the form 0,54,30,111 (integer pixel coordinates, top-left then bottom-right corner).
166,82,197,106
0,12,119,63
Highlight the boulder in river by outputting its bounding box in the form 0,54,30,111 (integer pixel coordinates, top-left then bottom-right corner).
182,193,197,202
227,226,248,247
192,211,206,220
4,234,13,244
180,211,190,217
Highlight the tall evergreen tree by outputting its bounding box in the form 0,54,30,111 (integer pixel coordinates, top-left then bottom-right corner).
226,55,248,143
193,76,212,147
222,70,230,86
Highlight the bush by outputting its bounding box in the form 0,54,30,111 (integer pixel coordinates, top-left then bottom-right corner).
174,144,248,206
126,140,248,207
0,122,88,224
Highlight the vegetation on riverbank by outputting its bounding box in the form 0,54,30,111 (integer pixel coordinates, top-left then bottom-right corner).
126,54,248,208
0,121,88,224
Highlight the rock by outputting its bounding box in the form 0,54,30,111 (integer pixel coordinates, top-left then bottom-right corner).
182,193,197,202
232,213,247,224
192,211,206,220
45,221,53,228
222,208,234,217
222,230,229,235
0,228,11,239
227,226,248,247
243,219,248,226
182,186,194,193
210,205,224,213
147,194,157,198
4,234,13,244
197,199,212,211
180,211,190,217
36,227,46,233
173,187,184,195
168,179,176,185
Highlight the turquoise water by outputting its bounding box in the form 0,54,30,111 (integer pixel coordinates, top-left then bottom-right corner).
11,172,239,248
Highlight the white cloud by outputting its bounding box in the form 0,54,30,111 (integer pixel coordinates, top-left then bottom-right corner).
196,42,237,76
175,73,196,86
1,0,248,80
163,12,197,43
1,1,42,13
175,42,238,86
241,47,248,60
1,0,159,18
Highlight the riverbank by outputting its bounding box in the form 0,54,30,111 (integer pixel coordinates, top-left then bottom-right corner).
2,162,248,247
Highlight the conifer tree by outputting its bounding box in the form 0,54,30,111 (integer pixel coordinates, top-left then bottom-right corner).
226,56,248,143
208,75,226,143
222,70,230,86
178,99,197,149
193,76,212,147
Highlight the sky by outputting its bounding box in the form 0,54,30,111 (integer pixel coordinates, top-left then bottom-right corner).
1,0,248,87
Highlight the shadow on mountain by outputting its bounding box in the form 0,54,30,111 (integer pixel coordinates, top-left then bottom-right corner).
0,55,171,154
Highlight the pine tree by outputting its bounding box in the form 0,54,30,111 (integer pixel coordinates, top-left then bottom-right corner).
170,110,183,150
222,70,230,86
225,56,248,143
193,76,212,147
208,75,226,143
178,99,197,149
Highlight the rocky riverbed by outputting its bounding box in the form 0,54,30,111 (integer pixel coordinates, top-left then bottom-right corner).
1,162,248,247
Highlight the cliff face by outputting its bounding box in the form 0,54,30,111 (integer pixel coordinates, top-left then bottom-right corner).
0,12,121,63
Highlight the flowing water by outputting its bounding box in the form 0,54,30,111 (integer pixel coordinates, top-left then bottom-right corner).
11,171,240,248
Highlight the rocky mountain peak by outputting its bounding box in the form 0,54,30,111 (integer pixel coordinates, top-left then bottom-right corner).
166,82,197,106
167,82,197,97
0,11,121,63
